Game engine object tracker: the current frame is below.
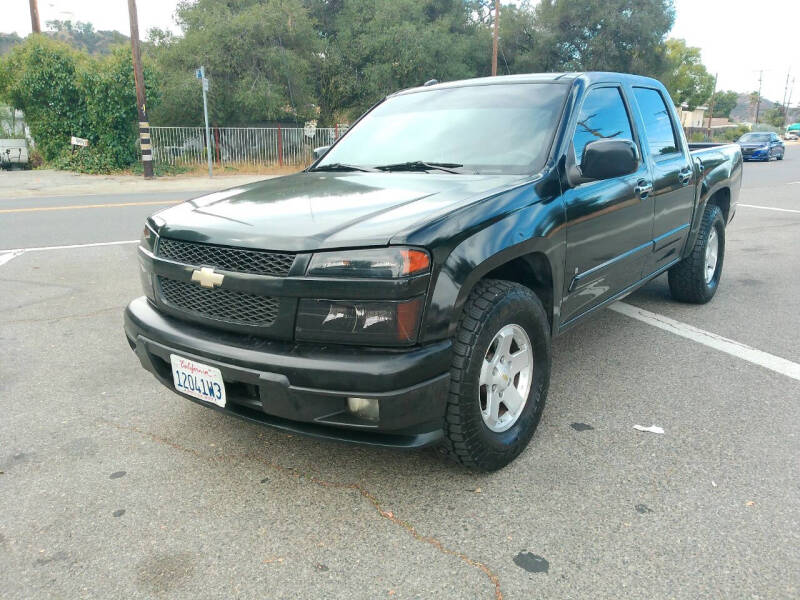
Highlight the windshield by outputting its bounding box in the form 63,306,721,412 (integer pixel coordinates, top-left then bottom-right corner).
739,133,770,143
316,83,569,175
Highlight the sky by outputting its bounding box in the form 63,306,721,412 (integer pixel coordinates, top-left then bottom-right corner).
4,0,800,104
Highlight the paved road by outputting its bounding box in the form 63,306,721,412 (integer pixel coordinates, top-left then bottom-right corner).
1,150,798,599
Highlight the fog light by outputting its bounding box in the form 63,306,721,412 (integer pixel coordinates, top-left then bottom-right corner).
347,397,379,421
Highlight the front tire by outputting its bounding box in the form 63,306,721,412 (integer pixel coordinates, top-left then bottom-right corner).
668,204,726,303
441,280,551,471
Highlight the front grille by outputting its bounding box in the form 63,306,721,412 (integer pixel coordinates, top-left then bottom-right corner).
158,277,279,326
157,238,295,277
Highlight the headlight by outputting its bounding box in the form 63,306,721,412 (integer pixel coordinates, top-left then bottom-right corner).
306,247,430,278
295,297,424,346
140,223,157,253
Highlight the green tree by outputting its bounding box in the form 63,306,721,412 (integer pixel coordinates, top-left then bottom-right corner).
532,0,675,75
0,36,158,172
0,33,24,56
661,39,714,110
0,37,87,161
761,105,786,128
148,0,320,126
710,90,738,118
309,0,489,123
493,1,540,74
749,91,760,122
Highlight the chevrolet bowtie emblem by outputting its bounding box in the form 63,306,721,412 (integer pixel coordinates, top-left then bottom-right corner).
191,267,224,288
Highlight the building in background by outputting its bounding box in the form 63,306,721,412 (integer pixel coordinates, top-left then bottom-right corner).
677,103,708,128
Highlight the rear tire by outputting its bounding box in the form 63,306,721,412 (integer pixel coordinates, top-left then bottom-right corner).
441,279,551,471
668,203,726,304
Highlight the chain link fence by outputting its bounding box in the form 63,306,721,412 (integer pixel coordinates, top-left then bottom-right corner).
150,126,347,168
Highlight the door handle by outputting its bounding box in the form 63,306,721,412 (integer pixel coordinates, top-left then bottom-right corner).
635,180,653,198
678,171,692,186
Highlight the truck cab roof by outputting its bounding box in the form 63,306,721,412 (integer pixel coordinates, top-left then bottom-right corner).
393,72,668,97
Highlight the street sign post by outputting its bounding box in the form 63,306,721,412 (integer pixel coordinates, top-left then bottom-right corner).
198,66,212,177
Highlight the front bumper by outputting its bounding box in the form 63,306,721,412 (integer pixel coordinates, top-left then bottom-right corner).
742,149,769,161
124,297,451,448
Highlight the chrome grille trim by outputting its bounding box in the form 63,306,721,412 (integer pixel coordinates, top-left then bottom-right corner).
157,238,295,277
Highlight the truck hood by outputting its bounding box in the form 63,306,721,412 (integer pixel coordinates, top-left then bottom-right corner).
153,171,522,252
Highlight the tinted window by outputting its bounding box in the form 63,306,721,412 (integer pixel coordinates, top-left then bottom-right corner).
739,133,770,143
634,88,680,157
316,83,569,175
573,87,634,163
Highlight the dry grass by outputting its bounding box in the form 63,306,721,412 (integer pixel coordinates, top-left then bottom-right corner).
172,163,307,177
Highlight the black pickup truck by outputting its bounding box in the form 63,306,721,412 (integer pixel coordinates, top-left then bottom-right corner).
125,72,742,470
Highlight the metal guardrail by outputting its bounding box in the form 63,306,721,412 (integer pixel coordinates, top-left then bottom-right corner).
150,126,347,168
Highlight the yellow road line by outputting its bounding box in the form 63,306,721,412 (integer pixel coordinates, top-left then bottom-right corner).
0,200,182,214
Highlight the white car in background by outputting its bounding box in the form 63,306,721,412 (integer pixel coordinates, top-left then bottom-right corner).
0,139,28,169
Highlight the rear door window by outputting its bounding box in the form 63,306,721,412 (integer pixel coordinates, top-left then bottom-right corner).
633,87,680,158
572,87,635,164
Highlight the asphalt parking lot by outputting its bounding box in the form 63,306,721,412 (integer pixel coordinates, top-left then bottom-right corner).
1,149,798,599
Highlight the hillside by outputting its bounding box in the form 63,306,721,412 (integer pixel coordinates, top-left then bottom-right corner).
0,21,128,56
730,93,800,124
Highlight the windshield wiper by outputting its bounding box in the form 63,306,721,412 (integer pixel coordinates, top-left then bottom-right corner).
374,160,464,174
310,163,378,173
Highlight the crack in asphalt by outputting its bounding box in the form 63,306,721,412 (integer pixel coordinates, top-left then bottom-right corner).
100,419,503,600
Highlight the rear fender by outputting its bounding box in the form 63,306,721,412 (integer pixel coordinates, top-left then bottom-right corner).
685,150,742,254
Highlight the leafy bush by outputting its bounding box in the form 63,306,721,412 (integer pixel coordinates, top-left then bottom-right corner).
717,125,750,142
28,149,44,169
0,36,158,173
751,123,781,134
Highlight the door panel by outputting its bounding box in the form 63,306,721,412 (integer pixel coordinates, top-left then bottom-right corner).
560,85,654,326
561,168,652,324
648,156,694,270
632,87,694,274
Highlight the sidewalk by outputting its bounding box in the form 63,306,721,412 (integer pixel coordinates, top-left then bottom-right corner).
0,169,280,199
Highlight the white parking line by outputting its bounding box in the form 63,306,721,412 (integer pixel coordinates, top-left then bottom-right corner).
739,204,800,214
611,302,800,381
0,251,21,266
1,240,138,254
0,240,138,266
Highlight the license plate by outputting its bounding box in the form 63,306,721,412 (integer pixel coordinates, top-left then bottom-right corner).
170,354,226,408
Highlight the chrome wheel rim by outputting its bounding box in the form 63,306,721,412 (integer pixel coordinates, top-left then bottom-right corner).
478,324,533,433
705,227,719,284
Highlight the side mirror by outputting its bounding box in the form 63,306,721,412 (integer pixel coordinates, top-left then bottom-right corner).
313,145,331,160
580,139,639,181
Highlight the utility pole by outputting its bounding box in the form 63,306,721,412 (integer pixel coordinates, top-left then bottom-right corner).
786,79,795,127
196,66,213,178
781,70,791,129
754,70,763,125
706,73,718,140
491,0,500,77
127,0,153,179
29,0,41,33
